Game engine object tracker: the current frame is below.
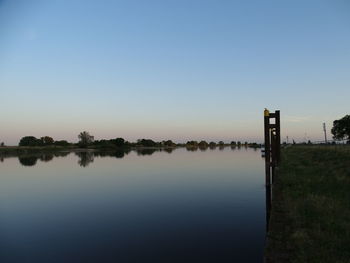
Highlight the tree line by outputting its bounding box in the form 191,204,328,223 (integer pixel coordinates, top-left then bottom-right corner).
14,131,259,149
4,114,349,147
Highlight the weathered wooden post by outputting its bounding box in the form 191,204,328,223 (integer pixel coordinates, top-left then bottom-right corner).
275,110,281,164
264,108,271,186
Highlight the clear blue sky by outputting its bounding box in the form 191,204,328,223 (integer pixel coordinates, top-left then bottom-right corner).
1,0,349,145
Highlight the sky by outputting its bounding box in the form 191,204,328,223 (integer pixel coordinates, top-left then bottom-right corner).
0,0,349,145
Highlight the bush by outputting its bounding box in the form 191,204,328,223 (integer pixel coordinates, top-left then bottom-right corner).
19,136,42,146
54,140,70,146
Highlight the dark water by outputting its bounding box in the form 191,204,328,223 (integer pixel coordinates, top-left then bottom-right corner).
0,147,266,263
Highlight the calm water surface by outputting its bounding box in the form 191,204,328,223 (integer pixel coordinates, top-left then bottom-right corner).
0,147,266,262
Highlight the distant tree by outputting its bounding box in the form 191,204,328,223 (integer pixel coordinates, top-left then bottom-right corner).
186,141,198,147
209,142,216,147
198,141,208,147
41,136,54,145
250,142,259,148
163,140,175,147
230,141,236,146
54,140,70,146
237,141,241,146
114,138,125,147
0,142,4,147
218,141,225,146
198,141,208,151
19,136,42,146
331,115,350,142
78,131,94,147
137,139,157,147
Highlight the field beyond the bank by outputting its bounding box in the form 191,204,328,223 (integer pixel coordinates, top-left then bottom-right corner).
266,145,350,263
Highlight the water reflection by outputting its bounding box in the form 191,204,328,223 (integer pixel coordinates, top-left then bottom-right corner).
0,147,265,262
162,148,174,154
4,146,257,168
186,146,198,151
40,154,54,162
19,156,38,166
136,148,158,156
199,147,207,152
75,151,95,167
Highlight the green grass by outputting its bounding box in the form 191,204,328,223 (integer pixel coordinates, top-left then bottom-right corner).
0,146,74,156
266,145,350,263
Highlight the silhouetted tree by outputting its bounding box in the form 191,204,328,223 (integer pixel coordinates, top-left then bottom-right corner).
186,141,198,147
230,141,236,146
198,140,208,147
331,115,350,142
0,142,4,147
78,131,94,147
218,141,225,146
137,139,157,147
19,136,42,146
209,142,216,149
54,140,70,146
40,136,54,145
163,140,175,147
114,138,125,147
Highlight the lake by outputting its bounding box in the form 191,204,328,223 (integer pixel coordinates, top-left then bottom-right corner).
0,147,266,262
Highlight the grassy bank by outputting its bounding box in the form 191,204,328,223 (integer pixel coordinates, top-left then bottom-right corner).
265,146,350,263
0,146,75,155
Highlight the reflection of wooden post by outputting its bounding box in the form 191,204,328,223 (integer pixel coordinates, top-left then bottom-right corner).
265,184,272,232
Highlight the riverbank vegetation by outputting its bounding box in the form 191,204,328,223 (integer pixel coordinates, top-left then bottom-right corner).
266,145,350,263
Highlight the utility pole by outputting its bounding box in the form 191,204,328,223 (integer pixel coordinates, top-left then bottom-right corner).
323,123,327,144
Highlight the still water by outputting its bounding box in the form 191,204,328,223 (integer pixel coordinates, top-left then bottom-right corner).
0,147,265,263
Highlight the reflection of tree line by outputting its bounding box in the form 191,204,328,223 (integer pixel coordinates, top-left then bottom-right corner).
16,149,174,167
76,148,175,167
15,145,257,167
18,152,70,166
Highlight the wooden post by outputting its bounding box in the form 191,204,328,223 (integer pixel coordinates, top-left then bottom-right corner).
275,110,281,164
264,109,271,186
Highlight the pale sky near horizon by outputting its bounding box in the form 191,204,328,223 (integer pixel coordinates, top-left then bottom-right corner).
1,0,349,145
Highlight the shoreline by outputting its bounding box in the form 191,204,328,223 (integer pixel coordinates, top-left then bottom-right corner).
265,145,350,262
